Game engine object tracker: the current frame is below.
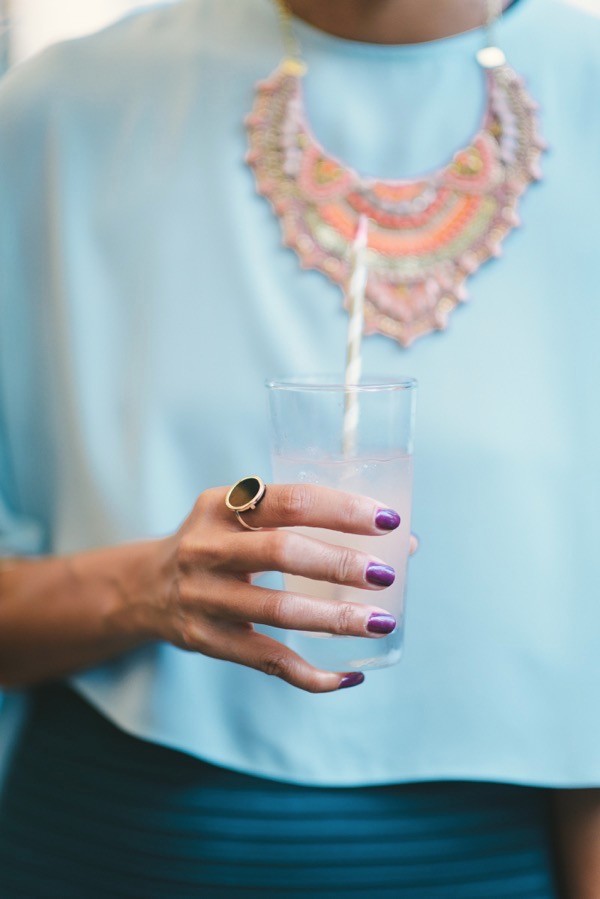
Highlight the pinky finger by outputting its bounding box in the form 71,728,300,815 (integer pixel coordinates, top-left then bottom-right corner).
216,626,365,694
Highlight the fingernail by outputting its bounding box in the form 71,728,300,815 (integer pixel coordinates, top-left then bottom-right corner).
367,613,396,634
339,672,365,690
375,509,401,530
365,563,396,587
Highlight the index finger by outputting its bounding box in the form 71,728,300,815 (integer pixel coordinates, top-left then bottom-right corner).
219,482,401,534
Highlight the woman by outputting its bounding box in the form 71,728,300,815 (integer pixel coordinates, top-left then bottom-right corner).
0,0,599,895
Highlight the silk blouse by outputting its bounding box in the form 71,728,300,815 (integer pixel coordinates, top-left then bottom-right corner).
0,0,599,786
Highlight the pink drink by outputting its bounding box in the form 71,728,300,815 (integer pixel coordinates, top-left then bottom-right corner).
272,452,413,671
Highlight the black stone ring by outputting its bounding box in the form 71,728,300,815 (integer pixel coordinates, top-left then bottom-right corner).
225,476,267,531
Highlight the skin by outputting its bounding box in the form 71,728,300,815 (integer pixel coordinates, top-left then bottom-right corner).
0,484,416,693
553,791,600,899
285,0,514,45
283,3,600,896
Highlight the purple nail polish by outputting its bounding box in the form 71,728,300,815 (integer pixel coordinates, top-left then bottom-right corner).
367,613,396,635
375,509,401,531
365,563,396,587
339,672,365,690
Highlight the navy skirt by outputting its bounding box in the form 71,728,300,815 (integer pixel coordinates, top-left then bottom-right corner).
0,683,559,898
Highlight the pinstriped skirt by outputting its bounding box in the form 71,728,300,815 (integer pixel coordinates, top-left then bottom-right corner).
0,684,559,898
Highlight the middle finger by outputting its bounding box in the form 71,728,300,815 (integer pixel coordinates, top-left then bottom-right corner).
225,529,396,589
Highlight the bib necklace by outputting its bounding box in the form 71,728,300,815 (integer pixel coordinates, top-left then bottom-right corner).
245,0,546,347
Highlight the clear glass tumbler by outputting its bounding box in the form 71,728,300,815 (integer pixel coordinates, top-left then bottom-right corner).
267,375,417,672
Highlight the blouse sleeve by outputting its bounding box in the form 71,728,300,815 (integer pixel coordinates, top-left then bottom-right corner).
0,54,53,558
0,410,46,558
0,55,54,767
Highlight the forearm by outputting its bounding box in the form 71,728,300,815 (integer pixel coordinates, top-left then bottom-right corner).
553,789,600,899
0,539,173,688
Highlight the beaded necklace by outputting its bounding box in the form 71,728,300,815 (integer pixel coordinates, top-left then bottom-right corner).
245,0,545,347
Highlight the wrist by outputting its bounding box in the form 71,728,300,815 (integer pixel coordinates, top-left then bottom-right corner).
91,537,178,646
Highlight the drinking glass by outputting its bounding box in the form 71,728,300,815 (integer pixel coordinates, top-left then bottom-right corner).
267,375,417,672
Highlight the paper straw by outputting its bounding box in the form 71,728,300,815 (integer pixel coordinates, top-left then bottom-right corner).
343,215,369,458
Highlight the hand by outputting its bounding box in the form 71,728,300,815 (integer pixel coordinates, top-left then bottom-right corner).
154,484,417,694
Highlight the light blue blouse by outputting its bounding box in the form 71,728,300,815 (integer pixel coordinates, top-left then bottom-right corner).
1,0,599,787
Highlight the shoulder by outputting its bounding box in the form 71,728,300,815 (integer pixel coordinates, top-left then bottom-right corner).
509,0,600,71
511,0,600,141
0,0,234,153
535,0,600,62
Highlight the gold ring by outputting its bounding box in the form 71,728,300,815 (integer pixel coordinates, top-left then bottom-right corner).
225,476,267,531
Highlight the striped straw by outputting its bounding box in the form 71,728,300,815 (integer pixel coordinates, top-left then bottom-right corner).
343,214,369,458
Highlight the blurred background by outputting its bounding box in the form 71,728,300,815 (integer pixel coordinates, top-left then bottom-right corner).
0,0,171,69
1,0,599,71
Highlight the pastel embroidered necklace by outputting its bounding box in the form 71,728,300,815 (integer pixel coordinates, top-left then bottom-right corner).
245,0,546,347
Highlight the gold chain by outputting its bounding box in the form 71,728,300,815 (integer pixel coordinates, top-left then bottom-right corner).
271,0,307,75
484,0,503,47
479,0,507,68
